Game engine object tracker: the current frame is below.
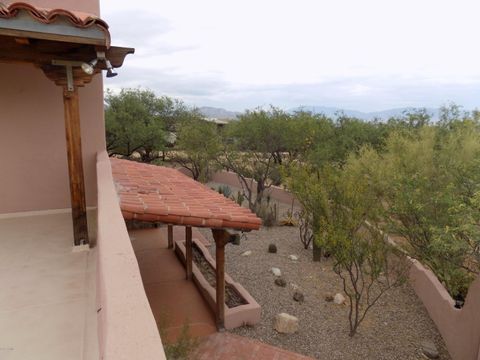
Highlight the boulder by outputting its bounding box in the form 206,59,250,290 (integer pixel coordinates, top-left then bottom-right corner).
275,278,287,287
241,250,252,257
334,293,346,305
274,313,299,334
268,244,278,253
271,267,282,276
293,291,305,303
421,340,439,359
325,295,334,302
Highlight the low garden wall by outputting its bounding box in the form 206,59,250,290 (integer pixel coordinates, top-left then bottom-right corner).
408,259,480,360
96,151,166,360
175,237,261,330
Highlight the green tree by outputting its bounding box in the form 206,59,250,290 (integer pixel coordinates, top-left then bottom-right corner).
173,118,221,182
105,89,193,163
221,107,288,212
286,160,407,336
356,122,480,298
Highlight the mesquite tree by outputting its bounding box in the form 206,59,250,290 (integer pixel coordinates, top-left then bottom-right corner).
287,161,407,336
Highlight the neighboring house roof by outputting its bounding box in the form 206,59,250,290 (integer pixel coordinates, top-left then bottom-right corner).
111,158,262,231
0,1,110,46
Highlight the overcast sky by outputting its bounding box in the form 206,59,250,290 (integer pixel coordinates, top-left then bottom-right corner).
101,0,480,112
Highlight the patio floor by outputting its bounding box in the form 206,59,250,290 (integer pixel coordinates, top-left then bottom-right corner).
0,212,97,360
129,226,314,360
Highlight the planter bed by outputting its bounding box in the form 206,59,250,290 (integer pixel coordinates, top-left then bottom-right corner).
175,238,261,330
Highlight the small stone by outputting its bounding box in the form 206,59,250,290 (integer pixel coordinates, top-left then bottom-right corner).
334,293,346,305
325,295,334,302
421,340,439,359
293,291,305,303
268,244,277,253
291,283,299,291
271,267,282,276
275,278,287,287
274,313,299,334
288,254,299,261
241,250,252,256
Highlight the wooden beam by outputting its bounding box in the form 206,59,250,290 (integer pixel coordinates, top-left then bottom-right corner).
185,226,193,280
63,86,89,246
167,225,173,249
211,229,231,330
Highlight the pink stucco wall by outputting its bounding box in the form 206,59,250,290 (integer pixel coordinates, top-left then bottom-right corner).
409,260,480,360
0,0,105,215
96,151,166,359
0,62,105,213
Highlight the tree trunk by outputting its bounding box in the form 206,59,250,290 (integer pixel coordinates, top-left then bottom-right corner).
313,241,322,262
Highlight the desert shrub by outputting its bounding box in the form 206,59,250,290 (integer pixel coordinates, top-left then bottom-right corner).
354,123,480,299
157,315,199,360
217,185,232,198
268,243,277,253
231,191,245,206
257,202,277,227
295,209,313,249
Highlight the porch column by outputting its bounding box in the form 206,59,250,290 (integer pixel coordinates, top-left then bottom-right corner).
168,224,173,249
212,229,230,330
185,226,192,280
63,86,89,246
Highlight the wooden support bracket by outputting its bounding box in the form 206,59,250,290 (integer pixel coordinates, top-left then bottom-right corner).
185,226,193,280
167,225,173,249
211,228,236,330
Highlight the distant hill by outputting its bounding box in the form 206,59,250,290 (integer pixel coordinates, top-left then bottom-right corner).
198,106,240,120
289,106,440,121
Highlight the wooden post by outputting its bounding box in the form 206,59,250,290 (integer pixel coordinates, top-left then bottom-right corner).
168,225,173,249
63,86,89,246
185,226,192,280
212,229,231,330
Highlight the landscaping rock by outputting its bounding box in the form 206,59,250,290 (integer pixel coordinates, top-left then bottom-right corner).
421,340,439,359
271,267,282,276
325,295,334,302
268,243,277,253
288,254,299,261
293,291,305,303
275,278,287,287
241,250,252,257
290,283,299,291
274,313,299,334
334,293,346,305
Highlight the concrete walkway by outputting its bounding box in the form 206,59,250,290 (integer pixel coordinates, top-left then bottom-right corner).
192,333,314,360
129,227,217,342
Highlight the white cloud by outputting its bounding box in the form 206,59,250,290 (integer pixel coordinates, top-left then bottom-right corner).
101,0,480,111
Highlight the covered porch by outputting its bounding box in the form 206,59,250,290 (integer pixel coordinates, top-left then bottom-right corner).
110,158,262,330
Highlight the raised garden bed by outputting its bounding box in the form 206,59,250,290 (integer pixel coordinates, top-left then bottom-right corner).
175,237,261,330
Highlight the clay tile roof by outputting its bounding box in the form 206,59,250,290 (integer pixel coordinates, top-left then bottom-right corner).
111,158,262,231
0,2,110,45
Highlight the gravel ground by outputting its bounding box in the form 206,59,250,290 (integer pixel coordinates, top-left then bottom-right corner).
198,225,451,360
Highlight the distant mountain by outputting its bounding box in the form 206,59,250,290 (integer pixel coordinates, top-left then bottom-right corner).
290,106,440,121
198,106,240,120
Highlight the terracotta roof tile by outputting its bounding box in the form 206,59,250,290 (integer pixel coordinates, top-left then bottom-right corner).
111,158,262,231
0,2,110,46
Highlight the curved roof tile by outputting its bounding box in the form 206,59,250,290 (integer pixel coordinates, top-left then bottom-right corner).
0,2,110,45
111,158,262,231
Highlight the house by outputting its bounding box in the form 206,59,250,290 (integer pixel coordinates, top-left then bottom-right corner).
0,1,314,359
